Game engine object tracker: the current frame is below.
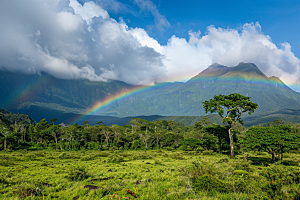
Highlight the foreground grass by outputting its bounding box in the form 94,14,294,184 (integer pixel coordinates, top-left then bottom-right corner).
0,150,300,199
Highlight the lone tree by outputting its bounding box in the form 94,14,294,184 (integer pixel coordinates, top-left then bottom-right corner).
244,125,300,162
202,93,258,157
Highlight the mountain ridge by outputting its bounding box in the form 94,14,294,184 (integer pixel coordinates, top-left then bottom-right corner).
1,62,300,124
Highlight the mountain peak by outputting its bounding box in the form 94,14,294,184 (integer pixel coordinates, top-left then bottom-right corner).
191,63,229,79
207,63,228,69
226,62,267,79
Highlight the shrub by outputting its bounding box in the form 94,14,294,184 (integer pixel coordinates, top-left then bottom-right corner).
196,147,204,152
0,176,9,186
154,159,163,165
130,154,153,161
0,159,14,167
217,158,229,163
58,152,66,158
109,146,119,151
280,160,299,166
165,147,174,151
232,161,252,172
169,153,185,160
255,151,269,156
194,174,230,193
233,170,248,176
259,165,300,199
202,150,214,155
65,166,89,181
190,161,217,179
108,155,124,163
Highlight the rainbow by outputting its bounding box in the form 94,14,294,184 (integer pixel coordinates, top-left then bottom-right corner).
2,75,50,109
70,75,290,124
69,80,182,124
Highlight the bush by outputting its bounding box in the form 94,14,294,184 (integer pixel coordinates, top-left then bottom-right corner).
194,174,230,193
196,147,204,152
0,159,14,167
109,146,119,151
130,154,153,161
259,165,300,199
58,152,66,158
232,161,252,172
202,150,214,155
154,159,163,165
108,155,124,163
65,166,89,181
165,147,174,151
217,158,229,163
190,161,217,178
0,176,9,186
233,170,248,176
280,160,299,166
169,153,185,160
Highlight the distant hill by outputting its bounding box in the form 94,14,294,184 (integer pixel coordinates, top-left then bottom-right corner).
0,70,133,112
0,108,34,125
1,62,300,125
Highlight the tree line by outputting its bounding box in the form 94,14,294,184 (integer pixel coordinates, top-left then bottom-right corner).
1,93,300,162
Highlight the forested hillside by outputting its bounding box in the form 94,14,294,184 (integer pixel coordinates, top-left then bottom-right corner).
1,63,300,123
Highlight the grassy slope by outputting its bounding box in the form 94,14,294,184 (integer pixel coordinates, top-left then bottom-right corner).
0,150,299,199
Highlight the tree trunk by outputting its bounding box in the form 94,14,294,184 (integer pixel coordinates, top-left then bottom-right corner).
106,137,109,145
271,152,275,162
218,136,222,154
228,128,234,158
4,138,7,150
54,135,58,144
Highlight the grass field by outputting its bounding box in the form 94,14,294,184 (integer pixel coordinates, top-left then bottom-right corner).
1,150,300,199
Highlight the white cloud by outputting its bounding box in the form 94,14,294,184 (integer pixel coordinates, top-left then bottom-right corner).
0,0,165,85
69,0,109,24
0,0,299,91
57,11,83,32
162,23,300,86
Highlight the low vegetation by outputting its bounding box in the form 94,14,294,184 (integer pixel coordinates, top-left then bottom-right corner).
0,150,300,199
1,93,300,199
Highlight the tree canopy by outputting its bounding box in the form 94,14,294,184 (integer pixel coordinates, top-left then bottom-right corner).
203,93,259,157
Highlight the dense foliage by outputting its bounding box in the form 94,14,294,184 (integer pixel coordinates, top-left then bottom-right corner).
1,104,300,199
203,93,259,157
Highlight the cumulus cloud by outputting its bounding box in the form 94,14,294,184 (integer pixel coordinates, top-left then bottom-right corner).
0,0,299,90
0,0,166,85
132,21,300,87
69,0,109,24
162,22,300,87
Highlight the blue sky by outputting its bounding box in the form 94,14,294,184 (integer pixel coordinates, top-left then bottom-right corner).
83,0,300,57
0,0,300,91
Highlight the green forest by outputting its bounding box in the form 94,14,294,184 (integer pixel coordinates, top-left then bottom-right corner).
1,94,300,199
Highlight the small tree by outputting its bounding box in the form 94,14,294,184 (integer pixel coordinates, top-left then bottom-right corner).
244,125,300,162
205,124,228,154
202,93,258,158
50,118,58,125
0,121,12,150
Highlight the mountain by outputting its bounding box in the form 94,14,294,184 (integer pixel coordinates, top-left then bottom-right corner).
0,70,133,112
95,62,300,116
1,62,300,125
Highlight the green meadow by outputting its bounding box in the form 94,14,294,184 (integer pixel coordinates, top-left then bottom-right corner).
1,149,300,200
